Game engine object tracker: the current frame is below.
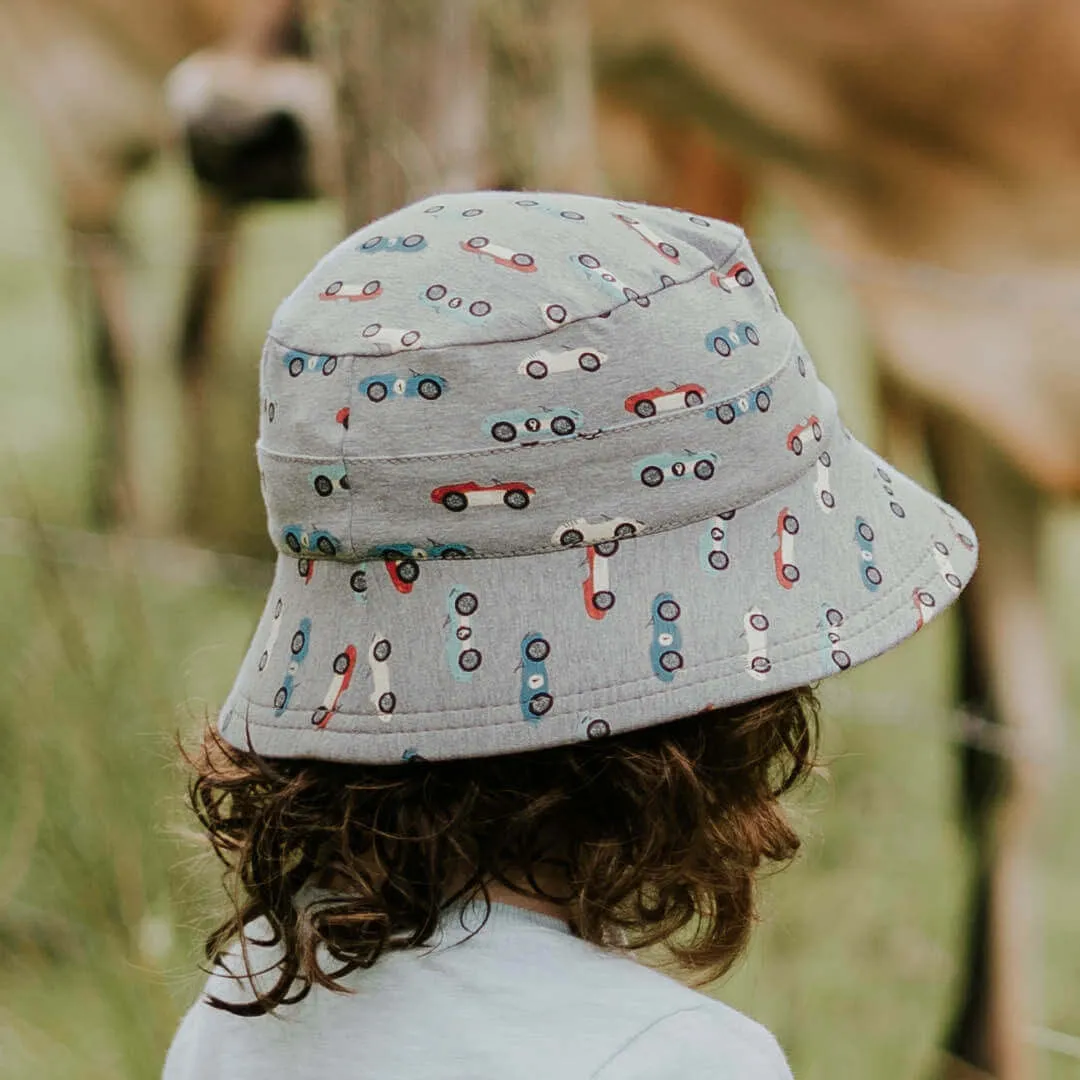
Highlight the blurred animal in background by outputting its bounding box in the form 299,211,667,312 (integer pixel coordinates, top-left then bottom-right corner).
0,0,336,527
592,3,1080,1078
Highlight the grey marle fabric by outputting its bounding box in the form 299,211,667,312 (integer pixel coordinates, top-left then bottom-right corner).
218,189,978,762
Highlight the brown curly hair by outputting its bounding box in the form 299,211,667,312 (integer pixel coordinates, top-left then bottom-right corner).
188,687,819,1016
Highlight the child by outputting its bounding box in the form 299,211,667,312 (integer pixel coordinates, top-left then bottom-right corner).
164,191,977,1078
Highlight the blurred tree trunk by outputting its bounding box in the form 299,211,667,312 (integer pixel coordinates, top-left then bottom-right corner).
305,0,599,231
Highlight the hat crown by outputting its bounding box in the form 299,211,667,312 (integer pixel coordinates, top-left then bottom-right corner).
258,191,835,562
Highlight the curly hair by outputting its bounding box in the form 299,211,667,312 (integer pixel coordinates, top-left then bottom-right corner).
188,687,819,1016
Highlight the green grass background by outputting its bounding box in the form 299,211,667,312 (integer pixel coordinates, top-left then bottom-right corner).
0,89,1078,1079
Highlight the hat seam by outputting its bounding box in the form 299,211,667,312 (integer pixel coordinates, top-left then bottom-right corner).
232,510,965,733
265,251,741,360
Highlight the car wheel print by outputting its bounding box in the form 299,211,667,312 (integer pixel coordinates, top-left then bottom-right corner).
526,359,548,379
559,529,584,546
579,352,601,372
459,649,482,672
751,657,772,674
322,356,338,376
316,535,337,556
634,399,657,418
417,378,442,400
313,475,334,497
586,718,611,739
366,382,388,402
455,591,479,616
658,241,679,259
400,330,421,347
783,514,799,535
694,459,715,480
708,550,730,571
372,638,392,663
561,210,585,220
716,403,736,424
782,564,800,583
790,435,803,455
529,693,553,717
657,599,680,621
274,687,288,710
350,569,367,594
361,235,383,250
659,650,683,673
713,336,732,356
440,548,466,559
866,566,883,586
512,253,535,267
503,488,530,510
397,560,420,584
641,466,664,487
491,421,517,442
469,300,491,317
579,253,601,269
594,540,618,557
749,612,769,633
378,692,397,714
614,522,637,539
442,491,469,512
311,706,328,727
545,303,567,324
462,208,483,217
890,501,906,518
466,236,488,249
426,284,447,301
551,415,576,436
291,629,307,654
945,572,963,590
756,390,771,412
288,355,304,377
285,532,302,553
735,267,754,286
745,327,760,346
258,652,269,671
684,390,703,408
525,638,550,663
832,650,851,670
858,522,875,543
593,590,615,611
812,421,823,440
324,281,343,296
402,233,424,248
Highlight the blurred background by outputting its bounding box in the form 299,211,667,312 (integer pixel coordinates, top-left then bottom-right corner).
0,2,1078,1078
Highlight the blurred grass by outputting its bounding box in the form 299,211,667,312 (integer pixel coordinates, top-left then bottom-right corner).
0,87,1078,1080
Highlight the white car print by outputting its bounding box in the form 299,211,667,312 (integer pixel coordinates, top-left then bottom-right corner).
612,213,680,262
311,646,357,729
552,516,643,548
368,634,395,720
913,587,938,630
445,587,482,681
814,451,835,512
518,347,606,379
359,323,422,352
258,597,285,672
744,608,771,680
460,237,537,272
932,541,963,592
572,253,650,307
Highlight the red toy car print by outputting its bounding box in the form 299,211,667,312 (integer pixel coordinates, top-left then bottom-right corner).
708,263,755,291
913,587,938,631
582,543,617,620
786,416,823,455
774,508,800,587
319,279,383,301
623,384,706,418
460,237,537,272
311,645,358,729
430,480,536,512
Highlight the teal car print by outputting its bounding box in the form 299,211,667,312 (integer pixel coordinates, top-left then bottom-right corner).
358,372,446,402
357,233,427,253
485,406,583,443
310,463,349,497
283,349,338,377
635,449,717,487
519,632,553,720
650,594,683,681
704,322,760,356
274,616,311,715
282,525,341,557
709,387,772,424
855,517,883,591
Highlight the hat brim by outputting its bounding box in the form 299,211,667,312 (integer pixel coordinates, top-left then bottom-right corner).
220,424,976,763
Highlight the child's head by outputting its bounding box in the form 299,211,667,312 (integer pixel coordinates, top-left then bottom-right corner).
197,190,976,1012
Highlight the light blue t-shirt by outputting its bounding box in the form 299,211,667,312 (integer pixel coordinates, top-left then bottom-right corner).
164,901,793,1079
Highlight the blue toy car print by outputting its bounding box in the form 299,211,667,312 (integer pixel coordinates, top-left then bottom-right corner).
282,525,341,557
855,517,883,591
650,594,683,681
519,632,553,720
358,372,446,402
357,233,427,253
704,322,760,356
310,463,349,497
635,449,718,487
484,406,583,443
274,616,312,715
709,387,772,424
283,349,338,378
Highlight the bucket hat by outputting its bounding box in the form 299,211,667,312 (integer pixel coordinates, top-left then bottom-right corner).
219,190,977,763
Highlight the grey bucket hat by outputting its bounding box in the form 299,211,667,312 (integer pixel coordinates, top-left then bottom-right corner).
220,190,977,763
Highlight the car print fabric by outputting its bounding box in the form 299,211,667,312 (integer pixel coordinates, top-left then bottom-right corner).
219,190,978,763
